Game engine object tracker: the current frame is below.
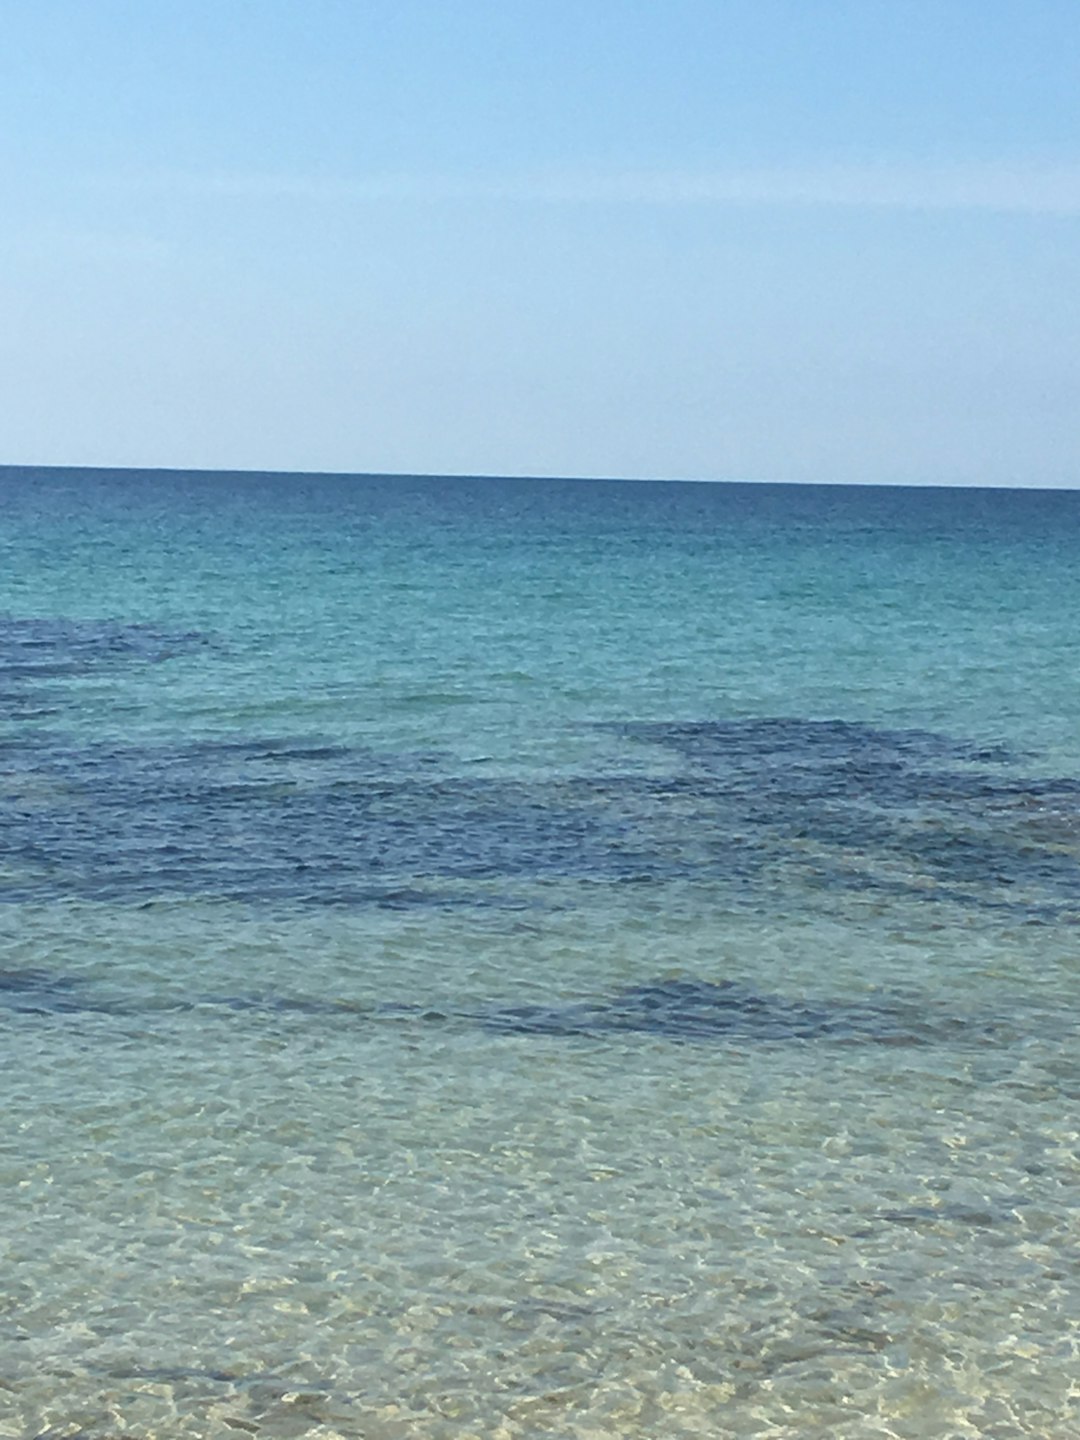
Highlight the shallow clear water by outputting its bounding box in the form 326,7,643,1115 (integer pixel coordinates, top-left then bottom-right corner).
2,468,1080,1438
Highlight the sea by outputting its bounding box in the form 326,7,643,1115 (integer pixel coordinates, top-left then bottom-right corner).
2,467,1080,1440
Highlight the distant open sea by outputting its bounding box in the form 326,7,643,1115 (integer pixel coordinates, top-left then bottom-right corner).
3,467,1080,1439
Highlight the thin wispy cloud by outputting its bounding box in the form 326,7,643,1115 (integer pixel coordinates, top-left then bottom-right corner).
98,161,1080,216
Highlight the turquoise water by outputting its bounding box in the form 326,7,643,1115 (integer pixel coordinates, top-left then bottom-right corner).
2,468,1080,1438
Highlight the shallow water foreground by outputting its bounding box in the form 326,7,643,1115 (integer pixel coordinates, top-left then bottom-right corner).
2,469,1080,1438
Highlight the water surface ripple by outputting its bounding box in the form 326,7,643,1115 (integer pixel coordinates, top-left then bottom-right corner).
2,468,1080,1439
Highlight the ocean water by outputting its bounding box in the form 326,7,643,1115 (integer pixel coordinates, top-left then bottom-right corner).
2,467,1080,1440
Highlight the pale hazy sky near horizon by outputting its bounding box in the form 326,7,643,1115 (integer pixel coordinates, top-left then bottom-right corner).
2,0,1079,486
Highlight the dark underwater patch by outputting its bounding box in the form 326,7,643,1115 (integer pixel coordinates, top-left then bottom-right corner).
476,976,1000,1047
0,965,985,1049
607,719,1080,916
479,976,864,1042
0,615,208,671
0,615,211,728
3,648,1080,917
0,967,114,1016
614,716,1017,762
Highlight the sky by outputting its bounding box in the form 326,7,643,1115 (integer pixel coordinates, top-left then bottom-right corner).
1,0,1079,486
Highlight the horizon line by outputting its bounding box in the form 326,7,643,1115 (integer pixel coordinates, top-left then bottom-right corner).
1,461,1077,496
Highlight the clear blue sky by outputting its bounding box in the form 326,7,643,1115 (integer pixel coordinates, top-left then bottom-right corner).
2,0,1079,484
